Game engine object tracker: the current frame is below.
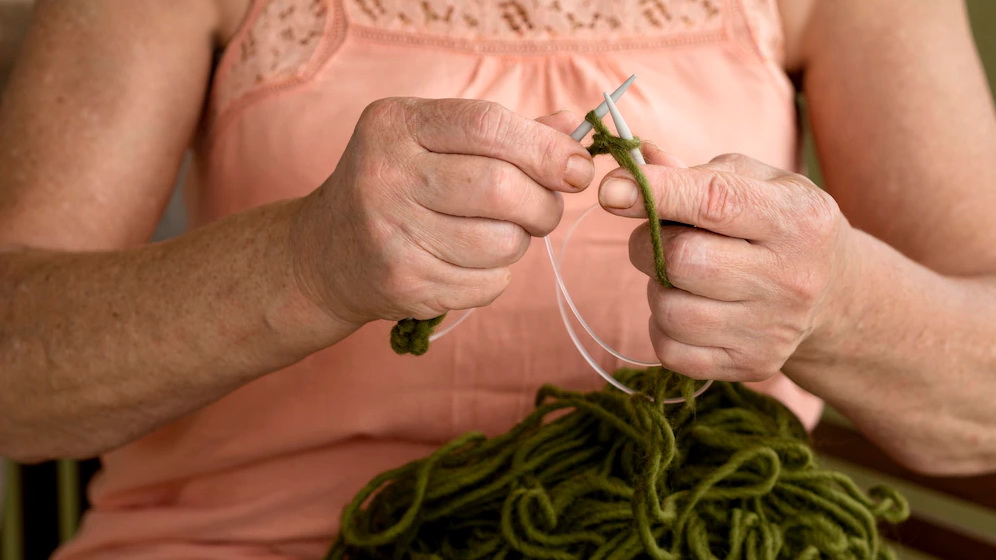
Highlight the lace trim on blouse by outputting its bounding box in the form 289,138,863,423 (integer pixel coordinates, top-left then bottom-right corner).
207,0,784,138
348,0,724,41
207,0,341,131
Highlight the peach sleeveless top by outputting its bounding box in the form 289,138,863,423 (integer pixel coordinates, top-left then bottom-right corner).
56,1,821,558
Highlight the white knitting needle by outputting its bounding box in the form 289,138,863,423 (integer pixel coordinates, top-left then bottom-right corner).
602,92,645,165
570,74,637,142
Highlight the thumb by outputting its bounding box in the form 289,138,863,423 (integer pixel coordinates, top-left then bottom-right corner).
598,142,688,213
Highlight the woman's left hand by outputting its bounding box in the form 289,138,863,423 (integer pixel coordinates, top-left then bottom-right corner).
599,146,855,382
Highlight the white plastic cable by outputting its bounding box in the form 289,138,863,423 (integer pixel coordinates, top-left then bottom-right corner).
433,74,713,401
544,205,713,402
548,205,658,368
428,308,473,342
429,203,713,403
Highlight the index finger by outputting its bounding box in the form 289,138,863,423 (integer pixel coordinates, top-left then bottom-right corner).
401,98,595,193
598,165,790,241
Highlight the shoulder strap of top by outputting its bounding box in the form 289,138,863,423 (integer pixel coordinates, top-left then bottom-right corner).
204,0,345,142
730,0,787,67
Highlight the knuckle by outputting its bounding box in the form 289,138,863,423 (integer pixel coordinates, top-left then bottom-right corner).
688,304,718,330
538,192,565,236
669,352,713,380
700,174,743,227
710,153,748,165
646,279,665,310
739,368,772,383
476,268,513,308
409,153,437,193
771,319,805,349
628,225,652,263
741,360,776,383
493,267,514,294
667,298,717,335
659,302,685,331
411,305,445,321
490,222,529,263
655,293,715,335
650,320,710,379
724,350,770,382
357,98,423,157
795,189,840,238
782,266,824,305
359,97,404,133
476,290,503,309
470,101,512,145
773,255,829,304
655,292,682,329
663,233,701,286
538,134,563,177
481,164,516,207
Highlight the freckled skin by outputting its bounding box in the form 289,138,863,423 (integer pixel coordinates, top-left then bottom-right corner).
604,0,996,476
1,0,995,478
0,0,593,462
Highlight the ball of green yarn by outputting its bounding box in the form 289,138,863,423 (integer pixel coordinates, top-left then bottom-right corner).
326,369,908,560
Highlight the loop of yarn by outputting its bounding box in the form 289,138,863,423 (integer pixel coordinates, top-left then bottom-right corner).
327,369,908,559
364,115,909,559
584,110,669,288
390,315,447,356
390,112,669,355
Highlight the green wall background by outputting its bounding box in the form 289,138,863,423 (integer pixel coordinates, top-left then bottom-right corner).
968,0,996,84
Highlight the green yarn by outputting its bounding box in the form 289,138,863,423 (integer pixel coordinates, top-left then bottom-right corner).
390,316,447,356
327,369,908,559
390,111,669,355
584,110,670,289
364,113,908,559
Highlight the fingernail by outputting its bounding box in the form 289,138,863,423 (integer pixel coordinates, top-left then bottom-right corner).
564,154,594,190
600,178,638,209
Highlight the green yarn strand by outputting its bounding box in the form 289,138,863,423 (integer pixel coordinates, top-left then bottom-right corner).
391,113,670,355
366,117,909,559
327,369,907,560
584,110,670,289
390,315,446,356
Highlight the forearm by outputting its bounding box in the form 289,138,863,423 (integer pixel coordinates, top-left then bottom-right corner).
787,228,996,475
0,198,356,462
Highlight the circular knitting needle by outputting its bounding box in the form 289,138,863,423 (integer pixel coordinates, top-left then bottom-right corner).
553,83,715,402
570,74,637,142
602,92,645,165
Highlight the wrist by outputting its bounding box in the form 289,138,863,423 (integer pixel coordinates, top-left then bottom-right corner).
265,198,363,355
790,223,868,371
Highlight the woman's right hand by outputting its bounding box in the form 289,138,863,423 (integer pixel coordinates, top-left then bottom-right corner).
289,98,595,328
